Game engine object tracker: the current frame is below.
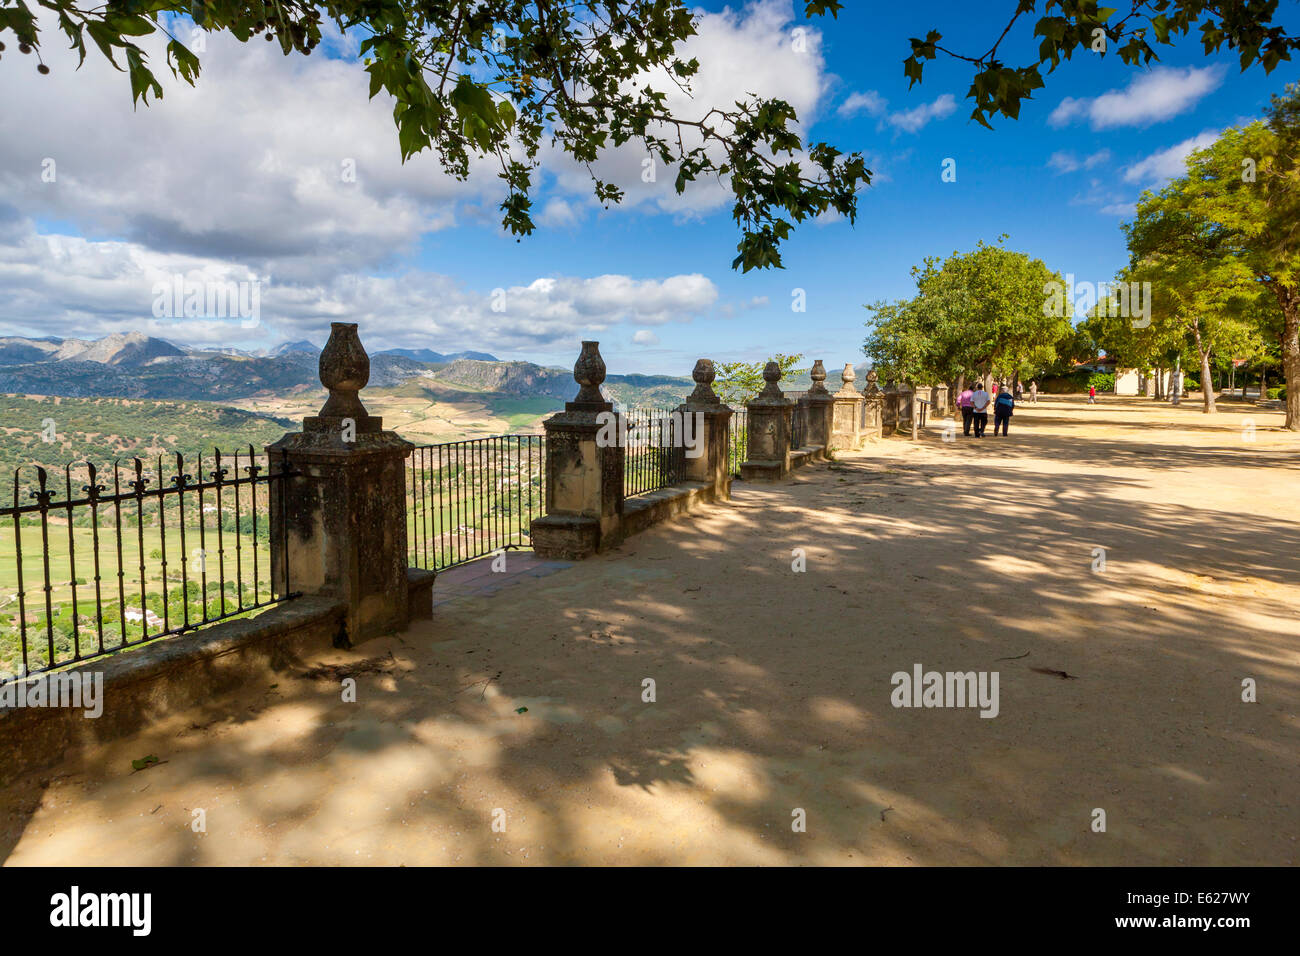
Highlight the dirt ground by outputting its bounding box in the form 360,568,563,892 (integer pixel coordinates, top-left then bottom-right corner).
3,395,1298,865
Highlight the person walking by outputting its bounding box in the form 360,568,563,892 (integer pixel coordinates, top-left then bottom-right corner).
1029,379,1038,404
1088,383,1097,404
958,383,975,436
994,385,1015,436
971,382,991,438
1014,380,1023,401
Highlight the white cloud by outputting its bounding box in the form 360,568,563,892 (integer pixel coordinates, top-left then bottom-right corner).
1122,131,1220,184
1049,66,1225,129
884,94,957,134
1047,149,1111,173
0,219,721,353
1099,202,1136,217
0,20,507,285
632,329,660,346
0,0,835,281
838,90,888,119
537,199,581,228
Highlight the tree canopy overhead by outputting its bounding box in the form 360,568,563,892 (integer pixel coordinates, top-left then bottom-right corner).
0,0,868,271
904,1,1300,128
1122,85,1300,427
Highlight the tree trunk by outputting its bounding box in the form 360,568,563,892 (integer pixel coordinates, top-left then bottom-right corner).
1276,283,1300,431
1191,317,1215,414
1154,367,1164,400
1199,351,1216,413
1259,367,1267,404
1171,357,1181,405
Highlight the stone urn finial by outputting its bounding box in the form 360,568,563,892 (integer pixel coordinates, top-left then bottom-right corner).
837,362,860,397
572,341,607,405
318,322,370,420
687,358,720,404
808,359,829,395
756,360,785,401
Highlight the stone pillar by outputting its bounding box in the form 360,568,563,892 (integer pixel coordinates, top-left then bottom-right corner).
898,382,916,434
267,322,418,646
831,363,863,452
881,381,899,435
529,342,624,560
676,359,733,500
930,384,949,417
797,359,835,459
861,369,883,439
740,362,794,481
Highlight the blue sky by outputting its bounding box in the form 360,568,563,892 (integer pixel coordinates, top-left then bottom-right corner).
0,1,1295,376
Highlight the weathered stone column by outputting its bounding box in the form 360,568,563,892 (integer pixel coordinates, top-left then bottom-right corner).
267,322,418,646
676,359,733,500
861,369,883,439
797,359,835,459
881,381,900,435
529,342,624,559
831,363,863,452
898,382,916,435
929,384,950,417
740,362,794,481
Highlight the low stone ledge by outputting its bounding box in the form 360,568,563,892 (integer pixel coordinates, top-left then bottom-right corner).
790,444,826,469
0,596,346,783
531,513,605,560
740,460,784,482
621,480,720,538
407,567,437,621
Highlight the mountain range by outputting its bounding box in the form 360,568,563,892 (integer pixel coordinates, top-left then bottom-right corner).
0,332,690,406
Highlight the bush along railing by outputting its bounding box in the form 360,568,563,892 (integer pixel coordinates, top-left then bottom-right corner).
0,448,298,682
621,406,686,498
407,435,546,572
728,407,748,477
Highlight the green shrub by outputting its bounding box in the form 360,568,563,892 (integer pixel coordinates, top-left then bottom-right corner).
1267,386,1287,400
1088,372,1115,392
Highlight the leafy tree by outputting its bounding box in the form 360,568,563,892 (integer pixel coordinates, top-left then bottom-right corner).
714,353,804,405
1124,87,1300,428
866,239,1070,393
1,0,868,271
1127,253,1265,412
903,1,1300,128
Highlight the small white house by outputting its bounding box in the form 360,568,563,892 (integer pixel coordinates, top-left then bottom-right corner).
1114,367,1141,396
124,607,164,629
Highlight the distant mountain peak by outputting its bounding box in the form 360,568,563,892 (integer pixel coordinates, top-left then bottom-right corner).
377,347,499,364
270,340,320,357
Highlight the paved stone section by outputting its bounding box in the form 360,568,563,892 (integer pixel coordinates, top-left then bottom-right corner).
432,554,574,607
3,397,1297,865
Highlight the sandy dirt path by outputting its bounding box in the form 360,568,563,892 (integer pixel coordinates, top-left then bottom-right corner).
3,396,1298,865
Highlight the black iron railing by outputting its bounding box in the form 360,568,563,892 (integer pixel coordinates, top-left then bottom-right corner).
407,435,546,572
790,401,806,449
0,448,297,682
622,407,686,498
728,407,748,476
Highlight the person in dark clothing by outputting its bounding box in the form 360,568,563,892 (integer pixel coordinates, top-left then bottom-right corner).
994,386,1015,435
